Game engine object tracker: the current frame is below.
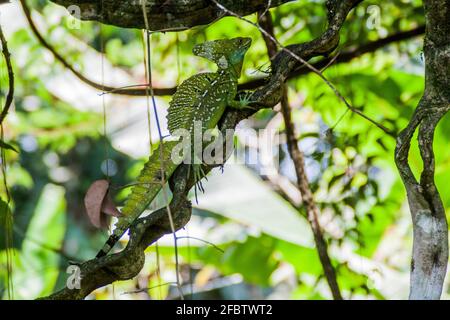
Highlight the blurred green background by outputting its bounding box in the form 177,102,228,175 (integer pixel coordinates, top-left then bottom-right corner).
1,0,448,300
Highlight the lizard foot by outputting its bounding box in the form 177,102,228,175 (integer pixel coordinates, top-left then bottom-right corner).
191,162,207,204
238,91,258,110
192,163,206,193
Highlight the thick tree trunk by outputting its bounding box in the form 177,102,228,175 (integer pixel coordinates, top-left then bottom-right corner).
395,0,450,300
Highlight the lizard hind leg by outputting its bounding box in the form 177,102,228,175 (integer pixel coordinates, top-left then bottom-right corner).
190,152,207,203
191,163,206,204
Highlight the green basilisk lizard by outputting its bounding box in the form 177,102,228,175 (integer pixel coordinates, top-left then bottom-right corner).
96,37,252,258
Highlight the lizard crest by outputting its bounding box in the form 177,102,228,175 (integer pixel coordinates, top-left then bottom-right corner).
96,38,252,258
192,37,252,77
167,37,252,135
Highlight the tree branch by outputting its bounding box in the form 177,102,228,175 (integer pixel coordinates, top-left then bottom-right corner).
49,0,293,31
22,0,424,97
394,0,450,300
0,24,14,125
20,0,174,96
40,163,193,299
40,0,385,299
259,8,342,300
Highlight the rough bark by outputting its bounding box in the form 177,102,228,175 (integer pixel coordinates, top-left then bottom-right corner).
38,0,364,299
49,0,293,31
395,0,450,300
24,0,425,97
280,90,343,300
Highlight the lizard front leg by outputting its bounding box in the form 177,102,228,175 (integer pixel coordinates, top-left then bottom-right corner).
228,91,257,110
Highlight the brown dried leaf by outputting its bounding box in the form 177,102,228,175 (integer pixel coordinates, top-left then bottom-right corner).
84,179,121,229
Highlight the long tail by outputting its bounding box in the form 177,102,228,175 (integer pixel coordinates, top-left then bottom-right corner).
96,140,181,258
96,234,121,258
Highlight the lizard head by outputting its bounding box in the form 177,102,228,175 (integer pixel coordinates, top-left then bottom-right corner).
193,37,252,77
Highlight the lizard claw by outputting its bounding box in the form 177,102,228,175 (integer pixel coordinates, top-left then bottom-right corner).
192,154,207,194
195,165,206,193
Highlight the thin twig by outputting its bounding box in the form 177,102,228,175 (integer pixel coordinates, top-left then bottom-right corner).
211,0,395,137
98,83,151,96
258,0,272,22
281,89,343,300
176,236,224,253
38,0,424,300
121,282,178,295
13,225,80,262
19,0,172,96
141,1,184,300
259,9,342,300
0,23,14,300
0,24,14,125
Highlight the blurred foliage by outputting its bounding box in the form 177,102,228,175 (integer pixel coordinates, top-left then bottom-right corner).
0,0,448,300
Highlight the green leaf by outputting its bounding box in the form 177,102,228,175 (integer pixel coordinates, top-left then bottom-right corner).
275,240,322,276
158,235,279,286
0,198,13,299
195,164,314,247
4,184,66,299
0,140,18,153
0,197,9,222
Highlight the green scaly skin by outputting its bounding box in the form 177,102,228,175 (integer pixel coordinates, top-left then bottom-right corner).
96,37,252,258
